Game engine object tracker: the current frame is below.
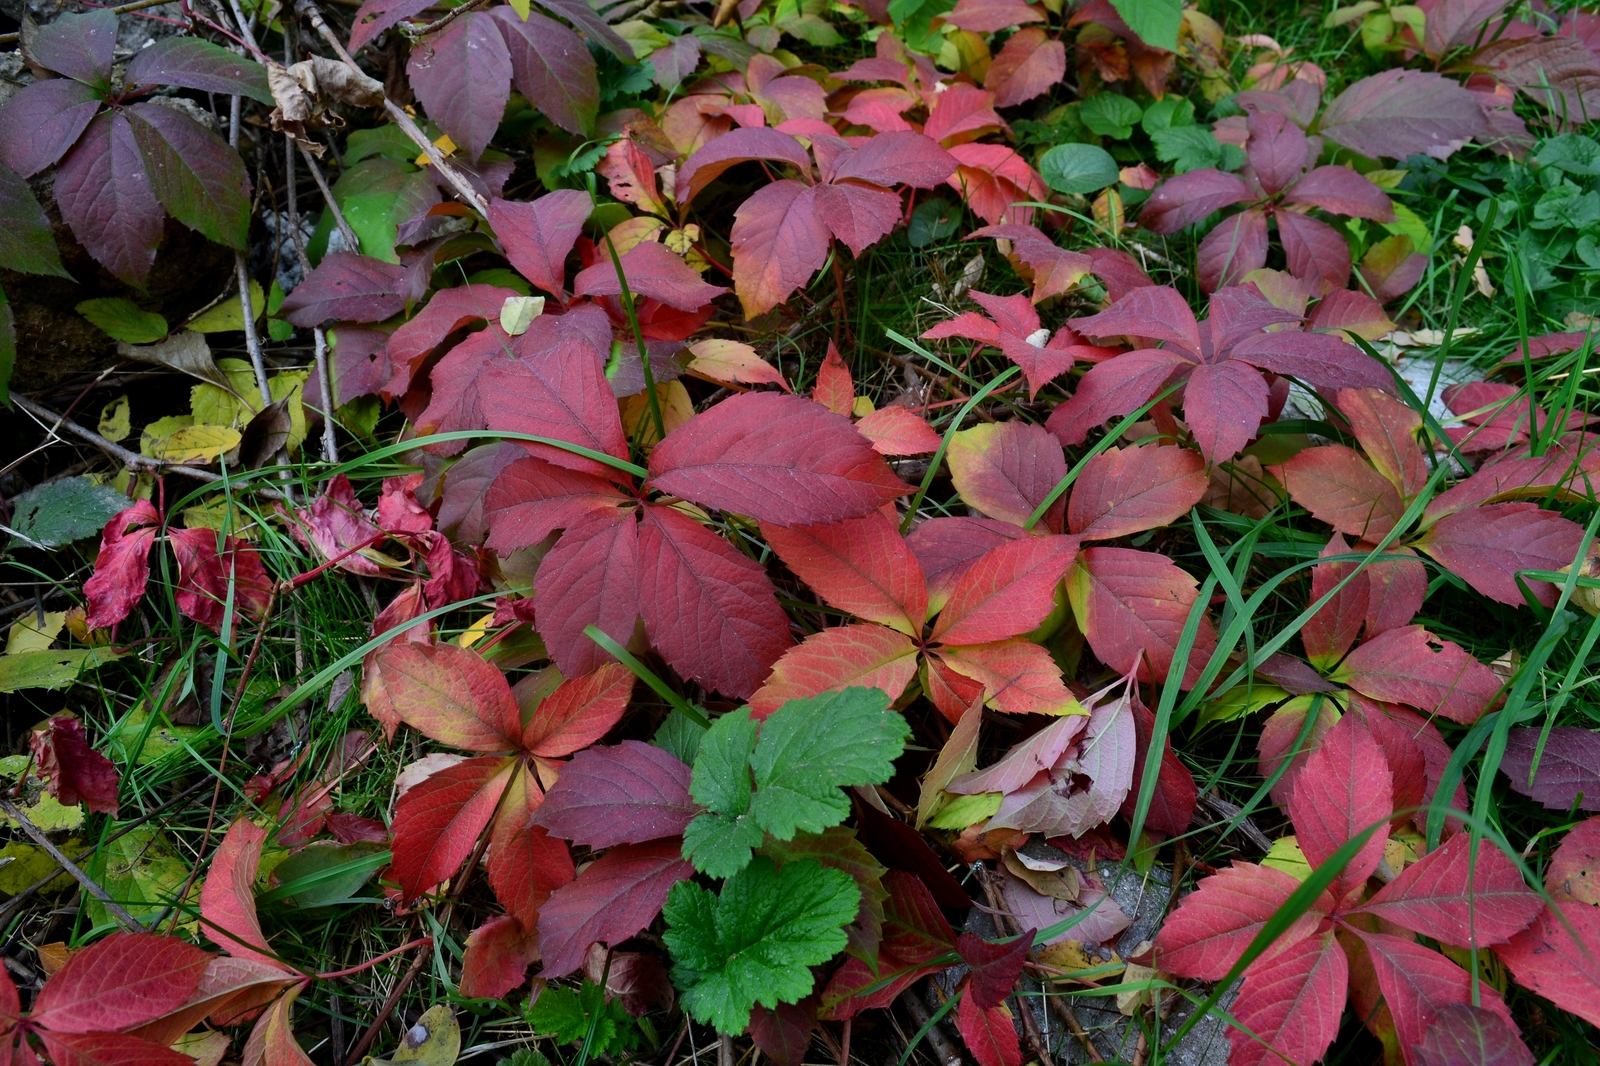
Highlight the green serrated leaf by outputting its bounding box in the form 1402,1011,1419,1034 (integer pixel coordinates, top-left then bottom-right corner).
683,810,766,878
664,857,859,1034
1107,0,1182,51
8,476,129,548
1079,94,1142,139
1151,125,1222,173
762,826,887,960
684,709,762,875
76,298,169,345
654,706,708,766
526,980,638,1055
747,688,910,839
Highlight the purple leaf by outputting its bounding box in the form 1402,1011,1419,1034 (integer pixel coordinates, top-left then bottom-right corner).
572,240,729,311
676,126,811,206
528,0,635,59
347,0,435,53
487,190,591,299
124,38,274,104
1237,80,1322,128
0,79,103,178
126,102,252,251
828,130,957,188
1070,285,1202,355
279,253,408,327
492,7,598,136
1137,169,1253,234
1196,208,1268,293
1229,330,1392,390
1206,285,1301,350
1245,111,1309,195
437,441,523,544
1277,210,1351,295
649,34,702,89
536,839,695,977
532,741,697,847
1045,349,1190,445
1500,727,1600,812
1184,360,1269,464
1283,165,1394,221
0,164,70,279
1416,1004,1533,1066
27,9,116,86
1318,69,1487,161
406,12,512,163
54,111,164,284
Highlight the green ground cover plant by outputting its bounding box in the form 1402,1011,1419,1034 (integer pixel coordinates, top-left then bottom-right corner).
3,0,1600,1061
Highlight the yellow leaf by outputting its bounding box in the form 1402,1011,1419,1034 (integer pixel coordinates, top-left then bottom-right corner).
415,134,457,167
98,396,131,442
926,791,1000,830
507,0,529,17
372,1005,461,1066
459,614,496,648
500,295,546,335
608,216,667,255
185,281,267,333
6,611,66,654
1263,836,1312,881
173,1031,230,1066
851,395,876,417
141,422,241,465
620,380,694,448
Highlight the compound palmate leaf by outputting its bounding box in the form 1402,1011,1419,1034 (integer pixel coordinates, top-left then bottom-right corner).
683,689,911,876
663,857,859,1034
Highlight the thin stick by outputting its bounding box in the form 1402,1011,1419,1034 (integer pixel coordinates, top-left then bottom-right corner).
282,86,340,465
1048,996,1104,1063
294,0,489,213
343,945,428,1065
0,798,141,931
402,0,487,37
899,984,961,1066
0,0,172,43
299,144,359,253
218,54,273,408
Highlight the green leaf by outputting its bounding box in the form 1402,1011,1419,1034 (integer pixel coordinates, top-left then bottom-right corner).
1141,97,1195,135
185,281,266,333
126,104,252,251
0,648,120,692
654,706,708,766
1040,143,1121,195
76,297,169,344
663,857,859,1034
1151,125,1222,173
264,840,389,909
762,826,888,960
0,164,70,279
0,842,74,894
1108,0,1182,51
1079,94,1142,139
1532,133,1600,176
526,980,639,1055
909,197,962,248
684,709,763,877
9,476,131,549
747,688,911,839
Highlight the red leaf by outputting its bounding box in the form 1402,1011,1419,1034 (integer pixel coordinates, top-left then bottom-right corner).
1120,688,1198,838
199,819,293,971
1356,831,1542,948
1071,285,1201,353
968,224,1095,303
405,14,510,162
1273,444,1406,540
748,624,920,718
906,516,1026,611
1339,386,1427,498
1287,712,1392,902
956,996,1020,1066
747,999,818,1066
1309,290,1397,342
923,84,1004,144
241,986,314,1066
812,342,854,416
637,504,792,698
486,766,574,924
29,716,120,817
1045,349,1190,446
726,180,831,318
1228,932,1348,1066
460,915,540,999
278,253,407,329
1285,165,1395,221
1227,329,1392,390
948,711,1084,796
1417,502,1588,607
487,191,590,299
372,643,521,751
1495,901,1600,1027
1183,359,1270,464
82,501,160,630
935,639,1077,716
35,1031,194,1066
492,7,598,136
521,662,634,757
761,512,928,635
931,534,1079,646
1546,815,1600,904
1257,696,1340,807
534,510,640,678
945,421,1068,532
478,338,628,478
1067,546,1217,687
942,0,1044,32
1333,625,1502,724
945,143,1047,225
1498,726,1600,812
0,78,105,180
536,838,694,977
1303,532,1369,669
984,27,1065,107
20,10,115,87
533,740,695,847
648,392,910,525
390,755,515,900
821,871,956,1018
1277,209,1351,295
1155,862,1323,980
483,457,632,555
957,933,1031,1009
347,0,433,52
32,933,212,1033
573,239,728,311
676,126,811,206
855,405,942,455
167,529,273,633
1245,111,1309,195
1416,1004,1534,1066
1138,169,1254,235
826,130,956,188
1365,547,1427,636
54,112,165,284
1318,69,1487,160
1196,207,1269,293
384,285,518,398
1357,930,1518,1056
